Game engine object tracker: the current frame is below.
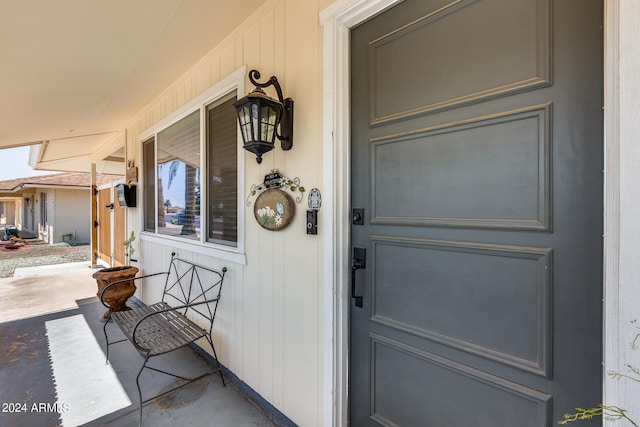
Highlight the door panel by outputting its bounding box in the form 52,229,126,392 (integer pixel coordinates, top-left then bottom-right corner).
371,105,550,230
370,237,551,377
369,0,550,125
370,335,550,427
97,188,111,265
350,0,603,425
97,185,126,267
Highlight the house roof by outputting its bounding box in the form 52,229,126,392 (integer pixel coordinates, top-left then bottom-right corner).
0,173,122,192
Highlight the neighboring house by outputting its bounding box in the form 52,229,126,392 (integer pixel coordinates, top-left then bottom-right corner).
0,173,122,244
0,1,637,426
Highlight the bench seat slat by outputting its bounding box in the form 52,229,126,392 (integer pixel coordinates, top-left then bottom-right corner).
112,302,207,356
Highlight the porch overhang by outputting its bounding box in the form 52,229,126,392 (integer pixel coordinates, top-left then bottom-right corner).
0,0,266,174
28,134,126,175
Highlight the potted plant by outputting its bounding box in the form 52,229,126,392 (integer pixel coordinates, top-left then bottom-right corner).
123,230,136,266
93,231,139,317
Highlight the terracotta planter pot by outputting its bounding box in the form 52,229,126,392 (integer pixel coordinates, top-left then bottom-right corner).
93,266,139,315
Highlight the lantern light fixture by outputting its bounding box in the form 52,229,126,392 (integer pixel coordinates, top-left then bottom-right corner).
233,69,294,164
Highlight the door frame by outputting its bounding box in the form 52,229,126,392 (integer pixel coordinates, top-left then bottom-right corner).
321,0,620,425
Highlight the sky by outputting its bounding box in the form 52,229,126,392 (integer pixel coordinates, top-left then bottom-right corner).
0,146,57,180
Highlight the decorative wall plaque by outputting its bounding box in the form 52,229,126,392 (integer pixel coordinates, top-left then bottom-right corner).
253,188,295,231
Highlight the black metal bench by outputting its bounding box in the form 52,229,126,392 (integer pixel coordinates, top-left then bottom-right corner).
99,252,227,425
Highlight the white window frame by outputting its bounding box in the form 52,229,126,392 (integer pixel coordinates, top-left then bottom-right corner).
138,66,246,265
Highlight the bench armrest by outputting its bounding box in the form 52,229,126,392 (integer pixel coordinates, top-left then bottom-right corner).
99,271,168,310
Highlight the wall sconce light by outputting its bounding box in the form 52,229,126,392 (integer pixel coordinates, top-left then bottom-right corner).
233,69,294,164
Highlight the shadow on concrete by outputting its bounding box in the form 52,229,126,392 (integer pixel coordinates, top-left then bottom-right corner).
0,264,277,427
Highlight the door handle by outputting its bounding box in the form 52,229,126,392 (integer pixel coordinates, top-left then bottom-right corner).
351,247,366,307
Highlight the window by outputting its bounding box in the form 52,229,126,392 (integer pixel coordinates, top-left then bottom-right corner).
157,110,201,241
143,137,155,232
141,74,243,257
206,95,238,245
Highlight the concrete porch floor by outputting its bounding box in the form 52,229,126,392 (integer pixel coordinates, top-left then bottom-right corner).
0,262,279,427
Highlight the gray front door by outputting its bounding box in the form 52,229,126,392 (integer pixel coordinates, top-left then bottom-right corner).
349,0,603,425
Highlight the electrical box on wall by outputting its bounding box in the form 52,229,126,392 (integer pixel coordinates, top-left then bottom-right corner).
116,184,137,208
306,210,317,235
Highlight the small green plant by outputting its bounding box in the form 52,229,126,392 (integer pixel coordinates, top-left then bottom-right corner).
123,230,136,265
559,333,640,426
559,405,637,426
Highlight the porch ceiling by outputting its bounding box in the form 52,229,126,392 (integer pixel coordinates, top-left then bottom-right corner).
0,0,265,172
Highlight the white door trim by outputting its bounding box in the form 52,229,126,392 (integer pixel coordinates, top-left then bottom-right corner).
603,1,640,423
321,1,405,426
322,1,620,425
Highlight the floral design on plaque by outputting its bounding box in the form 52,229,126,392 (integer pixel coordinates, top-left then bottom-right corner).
253,188,295,231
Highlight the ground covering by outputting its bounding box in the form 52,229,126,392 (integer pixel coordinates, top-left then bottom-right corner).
0,244,90,278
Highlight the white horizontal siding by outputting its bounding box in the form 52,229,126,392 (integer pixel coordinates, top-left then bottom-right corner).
126,1,324,425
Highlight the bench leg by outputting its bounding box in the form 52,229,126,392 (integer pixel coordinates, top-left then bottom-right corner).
132,338,225,426
134,352,208,426
204,335,226,387
136,354,150,427
103,312,113,364
102,312,129,364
